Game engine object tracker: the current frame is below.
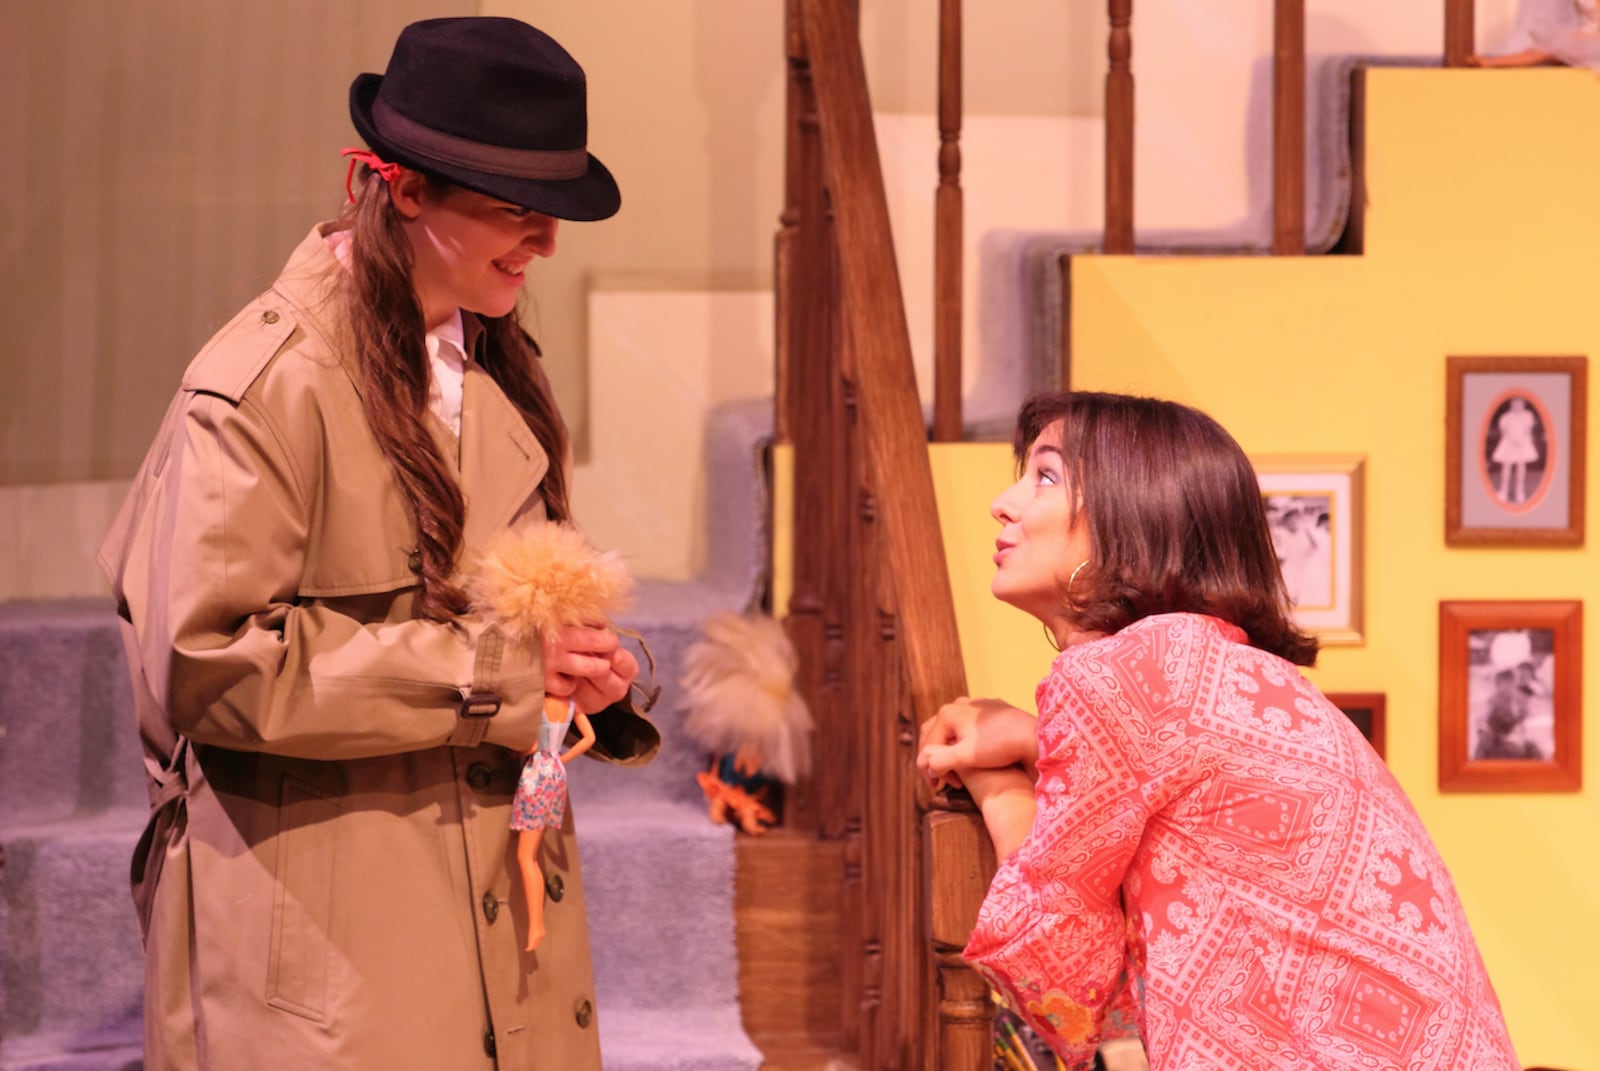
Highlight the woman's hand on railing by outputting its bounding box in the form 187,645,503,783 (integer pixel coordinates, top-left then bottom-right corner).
916,697,1038,789
958,766,1037,862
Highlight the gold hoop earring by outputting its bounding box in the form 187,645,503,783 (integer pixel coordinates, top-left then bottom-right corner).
1043,621,1061,653
1067,559,1089,594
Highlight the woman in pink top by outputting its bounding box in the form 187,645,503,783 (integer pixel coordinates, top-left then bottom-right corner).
917,392,1519,1070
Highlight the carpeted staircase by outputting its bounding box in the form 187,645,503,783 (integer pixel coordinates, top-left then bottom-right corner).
0,401,772,1071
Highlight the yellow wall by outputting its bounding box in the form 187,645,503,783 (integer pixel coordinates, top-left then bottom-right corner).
1066,69,1600,1069
777,69,1598,1068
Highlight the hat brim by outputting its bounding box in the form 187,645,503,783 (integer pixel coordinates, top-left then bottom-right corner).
349,73,620,222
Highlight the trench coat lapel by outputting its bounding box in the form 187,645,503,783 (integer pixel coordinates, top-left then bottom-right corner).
459,357,549,549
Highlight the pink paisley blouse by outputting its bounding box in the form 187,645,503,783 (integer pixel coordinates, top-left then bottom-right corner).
964,613,1519,1070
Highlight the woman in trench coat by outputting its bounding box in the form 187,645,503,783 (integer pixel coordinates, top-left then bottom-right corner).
97,18,658,1069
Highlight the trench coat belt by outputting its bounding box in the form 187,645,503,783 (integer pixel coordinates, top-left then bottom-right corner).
447,623,506,748
147,736,191,813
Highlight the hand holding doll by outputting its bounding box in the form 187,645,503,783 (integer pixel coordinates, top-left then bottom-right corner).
474,523,633,952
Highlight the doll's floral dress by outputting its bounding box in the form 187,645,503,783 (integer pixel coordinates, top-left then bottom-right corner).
512,702,575,832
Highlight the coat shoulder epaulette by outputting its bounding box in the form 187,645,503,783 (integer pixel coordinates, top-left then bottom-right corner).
180,297,299,404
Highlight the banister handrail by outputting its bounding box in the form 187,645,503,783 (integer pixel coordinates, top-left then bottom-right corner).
801,0,967,715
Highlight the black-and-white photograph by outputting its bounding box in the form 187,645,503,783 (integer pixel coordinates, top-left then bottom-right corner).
1264,493,1333,610
1481,392,1550,510
1447,356,1586,546
1466,628,1556,762
1254,455,1365,645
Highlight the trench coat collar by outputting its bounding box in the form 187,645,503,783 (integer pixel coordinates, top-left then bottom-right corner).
273,225,551,542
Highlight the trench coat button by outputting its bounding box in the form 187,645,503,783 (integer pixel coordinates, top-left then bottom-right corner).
261,309,280,325
483,1029,497,1057
545,872,565,903
407,549,422,573
481,890,499,922
574,998,593,1029
466,763,492,791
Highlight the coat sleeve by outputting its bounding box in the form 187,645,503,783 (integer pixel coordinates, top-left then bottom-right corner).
107,388,542,761
962,630,1193,1064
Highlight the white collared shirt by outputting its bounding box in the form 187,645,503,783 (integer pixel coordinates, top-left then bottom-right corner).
325,228,467,437
424,311,466,438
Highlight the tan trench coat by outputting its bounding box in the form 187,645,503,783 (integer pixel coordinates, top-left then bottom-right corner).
98,227,658,1070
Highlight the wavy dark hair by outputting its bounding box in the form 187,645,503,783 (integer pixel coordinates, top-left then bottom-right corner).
336,167,571,623
1014,391,1318,666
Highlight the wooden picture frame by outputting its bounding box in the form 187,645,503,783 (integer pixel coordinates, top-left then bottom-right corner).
1446,356,1587,546
1438,600,1582,793
1325,692,1386,760
1254,455,1366,645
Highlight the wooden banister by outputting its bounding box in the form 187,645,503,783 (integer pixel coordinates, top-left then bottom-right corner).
934,0,964,442
1105,0,1135,254
801,0,967,716
1444,0,1474,67
1273,0,1306,255
781,1,984,1067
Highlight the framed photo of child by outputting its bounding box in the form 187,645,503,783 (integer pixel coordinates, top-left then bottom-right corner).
1445,356,1587,546
1254,455,1366,645
1438,600,1582,793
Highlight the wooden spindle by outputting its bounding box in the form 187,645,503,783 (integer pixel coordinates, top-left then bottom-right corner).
1105,0,1134,254
1444,0,1475,67
933,0,963,442
1273,0,1306,255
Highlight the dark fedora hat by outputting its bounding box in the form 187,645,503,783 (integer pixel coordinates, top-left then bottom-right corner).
350,17,619,221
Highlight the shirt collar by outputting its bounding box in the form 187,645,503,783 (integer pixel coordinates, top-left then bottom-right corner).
426,308,467,368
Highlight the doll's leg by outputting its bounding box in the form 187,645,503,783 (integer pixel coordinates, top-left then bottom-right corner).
517,828,547,952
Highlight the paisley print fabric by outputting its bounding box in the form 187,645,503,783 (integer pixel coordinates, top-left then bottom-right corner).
964,613,1519,1071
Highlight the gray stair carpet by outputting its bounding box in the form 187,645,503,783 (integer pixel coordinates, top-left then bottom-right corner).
0,400,772,1071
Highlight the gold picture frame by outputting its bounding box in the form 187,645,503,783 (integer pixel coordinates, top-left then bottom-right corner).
1254,455,1366,645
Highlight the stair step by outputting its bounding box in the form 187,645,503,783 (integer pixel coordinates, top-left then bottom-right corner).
0,811,145,1050
0,1029,142,1071
0,602,145,823
753,1040,860,1071
597,1005,762,1071
577,799,740,1011
734,831,844,1048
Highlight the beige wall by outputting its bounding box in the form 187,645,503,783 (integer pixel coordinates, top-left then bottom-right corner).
0,0,468,486
480,0,788,457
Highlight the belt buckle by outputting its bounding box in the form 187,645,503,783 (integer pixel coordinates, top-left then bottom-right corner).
458,692,501,719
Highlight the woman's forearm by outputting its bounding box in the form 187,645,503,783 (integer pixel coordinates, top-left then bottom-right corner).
960,766,1037,861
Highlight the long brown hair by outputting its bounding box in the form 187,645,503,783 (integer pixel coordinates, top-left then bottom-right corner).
338,167,571,622
1014,391,1319,666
